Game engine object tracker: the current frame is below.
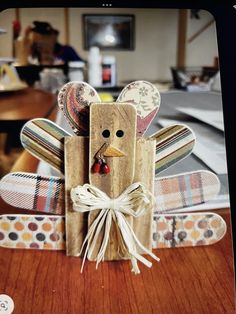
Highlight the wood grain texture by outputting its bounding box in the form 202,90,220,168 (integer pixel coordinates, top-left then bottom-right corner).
89,103,136,197
64,136,89,256
0,88,56,122
89,103,137,260
0,204,234,314
133,138,156,251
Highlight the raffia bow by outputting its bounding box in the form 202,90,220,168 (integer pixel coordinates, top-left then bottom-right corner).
70,182,160,274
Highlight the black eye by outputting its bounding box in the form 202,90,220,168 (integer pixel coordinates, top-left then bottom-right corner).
116,130,124,137
102,129,110,138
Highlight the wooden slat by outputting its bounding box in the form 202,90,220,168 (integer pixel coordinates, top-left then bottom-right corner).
133,138,155,251
177,9,188,67
64,136,89,256
89,103,137,260
64,8,69,45
89,103,136,198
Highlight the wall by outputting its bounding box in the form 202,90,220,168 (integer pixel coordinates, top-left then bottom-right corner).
186,9,218,67
69,8,179,83
0,8,218,84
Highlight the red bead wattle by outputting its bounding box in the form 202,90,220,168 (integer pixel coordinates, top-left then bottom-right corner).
92,161,101,173
101,163,110,174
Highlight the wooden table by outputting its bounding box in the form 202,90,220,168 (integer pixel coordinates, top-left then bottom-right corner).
0,202,235,313
0,87,56,153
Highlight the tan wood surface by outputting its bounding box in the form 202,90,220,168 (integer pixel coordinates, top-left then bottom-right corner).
89,103,137,260
132,138,156,252
89,103,137,198
64,136,89,256
0,87,56,121
0,196,234,313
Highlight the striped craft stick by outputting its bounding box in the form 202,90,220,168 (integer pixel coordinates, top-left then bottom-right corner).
21,119,195,177
0,171,219,215
150,124,196,175
0,212,226,250
20,118,71,173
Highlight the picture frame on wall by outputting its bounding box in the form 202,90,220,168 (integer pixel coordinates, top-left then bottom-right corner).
82,14,135,50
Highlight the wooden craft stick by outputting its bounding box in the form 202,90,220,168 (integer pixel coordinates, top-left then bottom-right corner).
21,118,71,173
132,138,156,252
154,170,220,212
64,136,89,256
117,80,160,136
0,172,64,215
21,120,195,177
89,103,137,196
0,171,220,216
89,103,137,260
149,124,196,175
0,214,65,250
0,213,227,250
58,81,101,136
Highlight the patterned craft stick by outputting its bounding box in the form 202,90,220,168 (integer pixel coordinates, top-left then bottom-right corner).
154,170,220,213
0,171,219,215
20,118,71,173
150,124,195,175
57,81,101,136
0,172,65,215
0,215,65,250
0,213,226,250
152,212,226,249
117,80,160,136
20,119,195,178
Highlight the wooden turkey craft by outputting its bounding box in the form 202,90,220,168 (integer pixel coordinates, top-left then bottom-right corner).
0,81,226,274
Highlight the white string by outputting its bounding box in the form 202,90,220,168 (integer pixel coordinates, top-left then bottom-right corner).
70,182,160,274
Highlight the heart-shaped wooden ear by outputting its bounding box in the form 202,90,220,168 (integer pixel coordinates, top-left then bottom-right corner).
58,81,101,136
117,80,160,136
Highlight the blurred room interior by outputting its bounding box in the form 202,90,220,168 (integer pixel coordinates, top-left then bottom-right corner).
0,7,226,206
0,7,235,313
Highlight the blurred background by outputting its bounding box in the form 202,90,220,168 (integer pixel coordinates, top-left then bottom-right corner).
0,7,227,213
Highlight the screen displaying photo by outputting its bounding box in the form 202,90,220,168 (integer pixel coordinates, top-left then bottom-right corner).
0,5,235,314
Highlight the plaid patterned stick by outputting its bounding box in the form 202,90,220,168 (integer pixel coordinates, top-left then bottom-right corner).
0,170,219,216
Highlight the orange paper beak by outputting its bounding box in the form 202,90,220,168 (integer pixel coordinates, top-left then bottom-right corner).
103,144,125,157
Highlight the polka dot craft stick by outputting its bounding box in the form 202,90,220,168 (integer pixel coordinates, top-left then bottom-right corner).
0,215,65,250
0,213,226,250
152,212,226,249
